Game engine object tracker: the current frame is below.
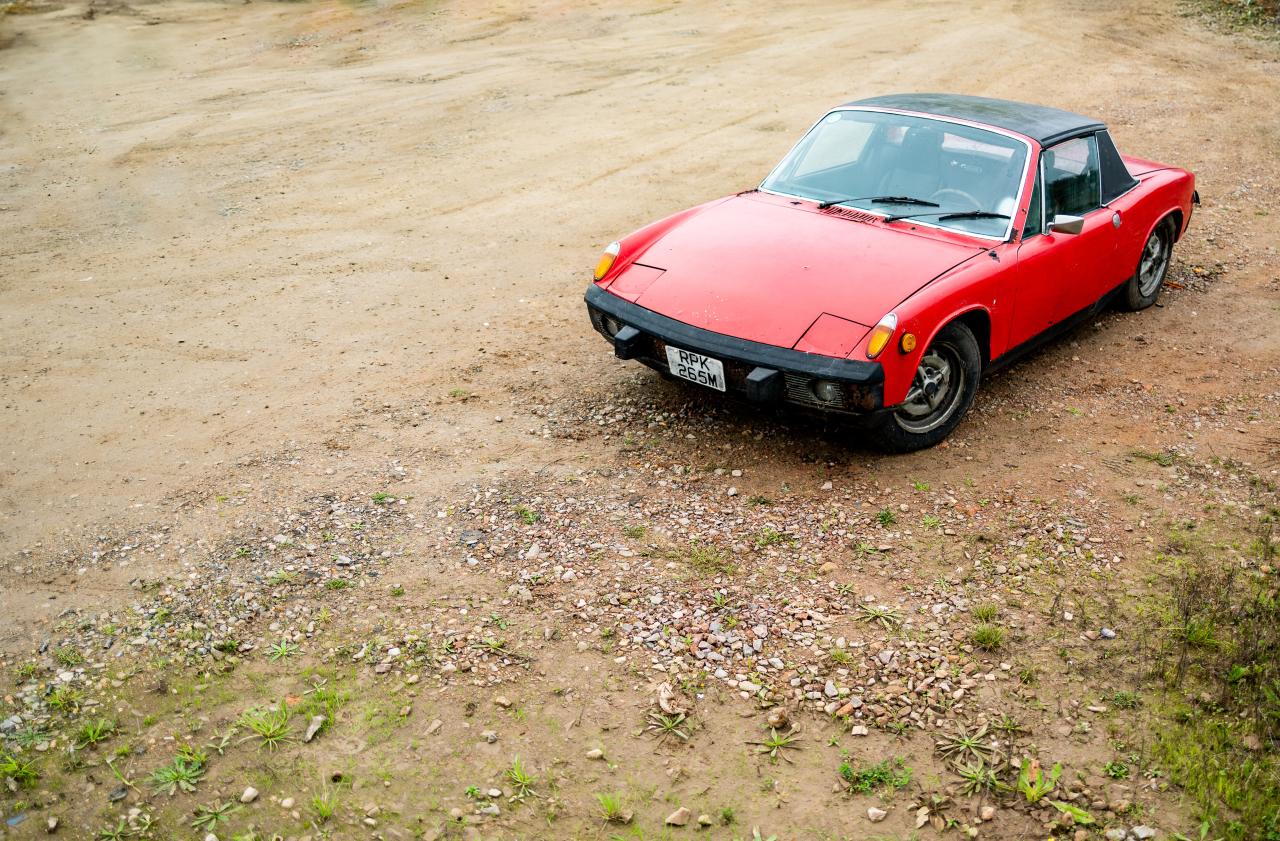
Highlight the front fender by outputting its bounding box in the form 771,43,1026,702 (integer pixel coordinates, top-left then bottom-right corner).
867,247,1008,406
878,304,992,406
594,196,735,288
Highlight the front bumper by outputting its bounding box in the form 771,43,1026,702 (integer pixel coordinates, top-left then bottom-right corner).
585,284,883,414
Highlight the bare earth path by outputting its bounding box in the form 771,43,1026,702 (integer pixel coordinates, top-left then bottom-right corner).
1,1,1279,839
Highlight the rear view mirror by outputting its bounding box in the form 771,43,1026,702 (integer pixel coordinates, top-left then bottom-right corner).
1048,214,1084,235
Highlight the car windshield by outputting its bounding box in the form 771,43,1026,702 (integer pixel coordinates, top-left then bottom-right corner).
761,109,1029,239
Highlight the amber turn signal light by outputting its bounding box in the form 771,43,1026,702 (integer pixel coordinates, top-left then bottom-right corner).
900,332,917,353
594,241,621,281
865,313,898,359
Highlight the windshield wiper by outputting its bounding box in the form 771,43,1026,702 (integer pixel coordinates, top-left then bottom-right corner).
817,195,940,210
883,210,1011,223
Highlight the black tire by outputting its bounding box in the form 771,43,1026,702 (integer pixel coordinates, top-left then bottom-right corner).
1121,217,1175,311
868,320,982,453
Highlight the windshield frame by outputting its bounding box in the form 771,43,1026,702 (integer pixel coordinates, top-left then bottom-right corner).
758,106,1035,243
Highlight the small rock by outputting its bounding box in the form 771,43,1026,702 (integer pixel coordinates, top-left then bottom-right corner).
766,708,789,729
585,748,605,760
868,807,887,822
241,786,259,803
979,805,996,821
304,715,327,742
425,719,443,736
46,816,58,833
726,487,738,497
1100,627,1117,639
1104,830,1128,841
494,696,513,709
478,803,500,817
281,798,295,809
850,725,869,736
1132,827,1157,840
665,806,691,826
697,814,713,827
481,730,498,743
486,788,501,798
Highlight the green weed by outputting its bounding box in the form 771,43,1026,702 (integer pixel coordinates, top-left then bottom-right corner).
149,755,205,795
507,756,537,800
237,704,293,751
838,757,911,794
1016,759,1060,803
75,718,117,748
0,752,39,787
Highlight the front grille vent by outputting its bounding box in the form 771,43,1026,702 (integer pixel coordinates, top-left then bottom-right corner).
820,206,879,224
783,373,848,409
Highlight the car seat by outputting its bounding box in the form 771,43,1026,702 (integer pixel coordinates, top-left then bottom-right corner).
876,127,944,198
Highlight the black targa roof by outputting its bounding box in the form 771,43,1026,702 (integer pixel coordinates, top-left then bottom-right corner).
848,93,1105,146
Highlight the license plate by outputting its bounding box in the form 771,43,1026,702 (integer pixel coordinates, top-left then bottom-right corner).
665,345,726,392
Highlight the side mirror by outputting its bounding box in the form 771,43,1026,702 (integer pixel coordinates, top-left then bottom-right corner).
1048,214,1084,235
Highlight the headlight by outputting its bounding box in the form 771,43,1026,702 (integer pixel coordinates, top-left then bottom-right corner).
601,314,623,337
811,380,843,404
865,312,897,359
593,241,621,281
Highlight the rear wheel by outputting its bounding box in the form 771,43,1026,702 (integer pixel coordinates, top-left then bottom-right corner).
869,321,982,453
1122,217,1175,311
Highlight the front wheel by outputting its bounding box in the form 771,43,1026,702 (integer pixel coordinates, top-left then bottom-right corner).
868,321,982,453
1121,217,1175,311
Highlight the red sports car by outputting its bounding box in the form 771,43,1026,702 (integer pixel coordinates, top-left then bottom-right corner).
585,93,1197,451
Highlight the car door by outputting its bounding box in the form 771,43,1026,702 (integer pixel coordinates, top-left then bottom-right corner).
1009,165,1058,348
1011,135,1117,348
1041,134,1120,316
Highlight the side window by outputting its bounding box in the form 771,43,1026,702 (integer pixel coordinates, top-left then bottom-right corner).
1043,135,1100,218
1021,169,1043,239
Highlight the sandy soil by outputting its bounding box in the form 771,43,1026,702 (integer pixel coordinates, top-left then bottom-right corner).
1,0,1275,556
1,1,1279,839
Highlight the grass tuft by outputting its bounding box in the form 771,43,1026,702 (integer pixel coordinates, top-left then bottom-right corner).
237,703,294,751
970,623,1006,651
596,791,629,823
75,718,117,749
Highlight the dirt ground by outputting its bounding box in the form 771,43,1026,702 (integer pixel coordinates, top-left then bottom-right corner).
2,1,1279,839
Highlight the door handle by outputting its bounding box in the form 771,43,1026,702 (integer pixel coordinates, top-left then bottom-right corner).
1112,211,1122,229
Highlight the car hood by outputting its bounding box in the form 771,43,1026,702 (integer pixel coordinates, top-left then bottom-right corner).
615,193,984,351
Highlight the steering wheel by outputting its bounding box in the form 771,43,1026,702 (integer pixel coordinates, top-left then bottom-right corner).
929,188,981,210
